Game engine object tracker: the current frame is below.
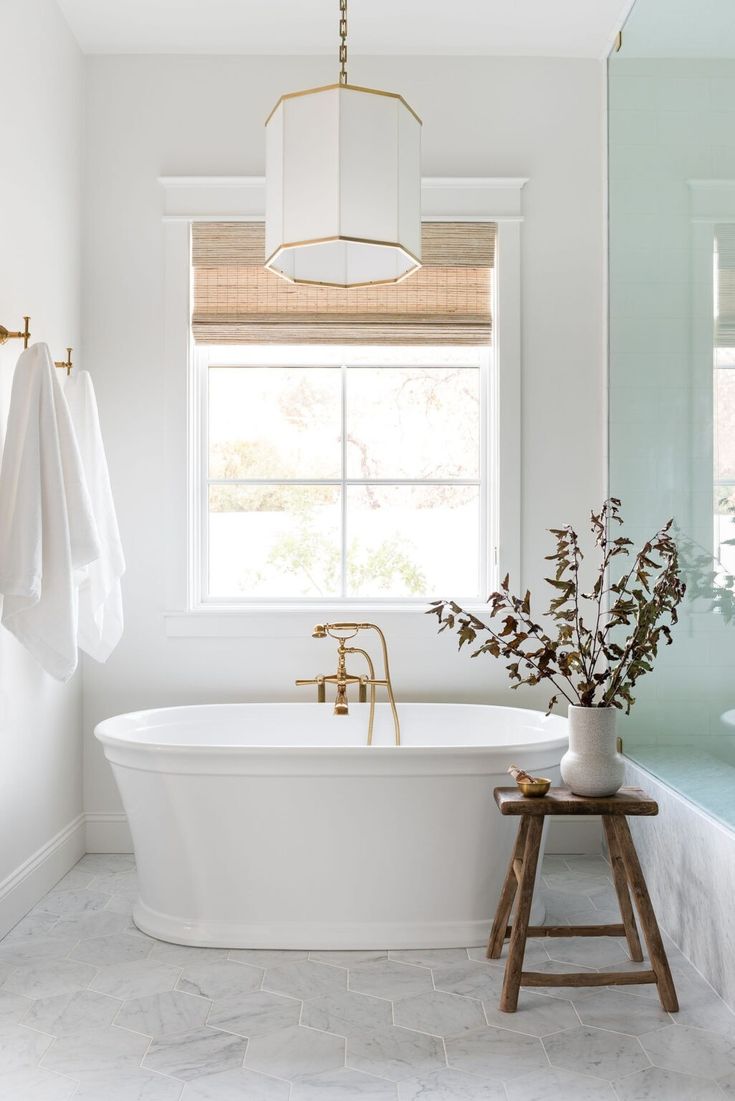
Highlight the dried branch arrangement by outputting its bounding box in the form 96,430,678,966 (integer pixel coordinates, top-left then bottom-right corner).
428,498,686,714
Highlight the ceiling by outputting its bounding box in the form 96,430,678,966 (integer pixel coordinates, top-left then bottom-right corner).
56,0,634,58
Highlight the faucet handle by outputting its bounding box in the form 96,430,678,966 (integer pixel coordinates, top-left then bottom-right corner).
295,676,326,703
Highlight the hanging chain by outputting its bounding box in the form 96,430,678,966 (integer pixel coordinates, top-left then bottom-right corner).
338,0,348,85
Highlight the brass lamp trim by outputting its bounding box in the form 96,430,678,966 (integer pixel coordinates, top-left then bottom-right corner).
265,235,421,289
265,82,422,128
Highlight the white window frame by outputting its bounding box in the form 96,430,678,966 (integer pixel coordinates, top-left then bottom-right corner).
160,176,526,635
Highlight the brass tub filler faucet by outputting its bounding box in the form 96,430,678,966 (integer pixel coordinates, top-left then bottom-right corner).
296,623,400,746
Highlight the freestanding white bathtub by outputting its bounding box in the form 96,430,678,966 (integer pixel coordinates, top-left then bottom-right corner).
95,702,567,950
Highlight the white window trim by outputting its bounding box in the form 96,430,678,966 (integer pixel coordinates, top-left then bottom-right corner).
161,176,526,636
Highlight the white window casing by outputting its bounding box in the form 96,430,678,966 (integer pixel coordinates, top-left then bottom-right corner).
160,176,526,636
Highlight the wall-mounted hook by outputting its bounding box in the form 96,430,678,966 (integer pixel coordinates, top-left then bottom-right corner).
0,316,31,349
54,348,73,376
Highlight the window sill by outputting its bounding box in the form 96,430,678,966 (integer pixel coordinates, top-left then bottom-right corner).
164,604,493,639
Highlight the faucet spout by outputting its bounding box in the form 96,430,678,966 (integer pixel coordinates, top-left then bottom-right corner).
334,682,349,715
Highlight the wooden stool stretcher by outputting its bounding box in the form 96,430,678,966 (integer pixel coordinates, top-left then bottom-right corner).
488,787,678,1014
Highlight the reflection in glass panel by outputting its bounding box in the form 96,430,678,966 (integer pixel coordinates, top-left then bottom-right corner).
208,484,341,598
208,367,341,479
345,485,480,598
609,4,735,831
345,367,480,480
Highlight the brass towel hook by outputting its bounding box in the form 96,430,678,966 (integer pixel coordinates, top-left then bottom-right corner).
54,348,73,376
0,316,31,349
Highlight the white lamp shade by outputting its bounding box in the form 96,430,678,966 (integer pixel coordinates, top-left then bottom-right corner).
265,84,421,287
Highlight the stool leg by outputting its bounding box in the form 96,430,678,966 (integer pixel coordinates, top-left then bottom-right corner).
611,817,679,1012
500,816,543,1012
487,818,529,959
603,816,643,963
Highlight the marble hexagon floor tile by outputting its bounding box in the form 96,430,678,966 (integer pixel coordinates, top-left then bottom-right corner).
245,1022,345,1080
504,1066,616,1100
640,1023,735,1080
0,1021,54,1071
292,1066,399,1099
23,989,123,1035
115,989,213,1037
70,931,154,967
0,1066,79,1100
3,913,61,941
0,989,33,1024
206,989,302,1037
571,988,672,1036
347,962,434,1002
431,961,505,1003
4,958,97,1000
388,948,471,968
176,959,264,1000
76,853,136,874
263,959,348,1000
612,1065,727,1101
543,1024,650,1081
346,1024,446,1081
481,988,580,1036
228,948,309,967
309,950,389,966
89,958,182,1000
469,941,551,968
142,1026,248,1081
51,909,131,940
397,1066,507,1100
180,1066,291,1100
149,942,229,966
36,888,111,916
0,935,79,966
393,989,486,1037
41,1023,151,1076
73,1067,185,1100
543,936,631,969
300,988,393,1038
445,1025,547,1081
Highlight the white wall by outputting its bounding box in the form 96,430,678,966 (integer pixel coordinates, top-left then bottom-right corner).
0,0,85,924
81,56,606,841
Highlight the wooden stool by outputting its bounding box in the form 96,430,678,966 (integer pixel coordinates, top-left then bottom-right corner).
488,787,679,1014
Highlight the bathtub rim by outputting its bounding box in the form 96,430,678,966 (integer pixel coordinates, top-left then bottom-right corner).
95,701,568,776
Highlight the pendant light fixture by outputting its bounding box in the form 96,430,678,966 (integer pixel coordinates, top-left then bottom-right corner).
264,0,422,288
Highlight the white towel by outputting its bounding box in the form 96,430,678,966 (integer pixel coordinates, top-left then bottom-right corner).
0,344,100,681
63,370,125,661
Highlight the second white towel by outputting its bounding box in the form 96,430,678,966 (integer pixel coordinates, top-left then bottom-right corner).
64,369,125,662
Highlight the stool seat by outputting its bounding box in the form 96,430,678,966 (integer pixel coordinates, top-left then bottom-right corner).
495,786,657,816
488,785,678,1014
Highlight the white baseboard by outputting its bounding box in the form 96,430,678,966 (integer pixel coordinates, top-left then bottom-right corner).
84,813,133,853
546,816,602,854
0,815,86,939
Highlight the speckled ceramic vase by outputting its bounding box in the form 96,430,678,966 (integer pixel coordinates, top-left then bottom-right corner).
560,705,624,797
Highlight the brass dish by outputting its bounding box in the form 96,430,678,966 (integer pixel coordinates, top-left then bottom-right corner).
517,778,551,797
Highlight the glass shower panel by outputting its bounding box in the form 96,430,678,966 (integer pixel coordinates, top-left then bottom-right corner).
609,0,735,828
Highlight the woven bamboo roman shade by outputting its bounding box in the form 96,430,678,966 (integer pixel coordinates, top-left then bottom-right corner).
191,222,495,346
717,225,735,348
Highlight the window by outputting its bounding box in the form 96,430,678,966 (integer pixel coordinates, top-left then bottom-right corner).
197,343,493,604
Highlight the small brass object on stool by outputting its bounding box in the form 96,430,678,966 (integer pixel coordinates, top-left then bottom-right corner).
508,764,550,798
517,778,550,797
487,786,679,1014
